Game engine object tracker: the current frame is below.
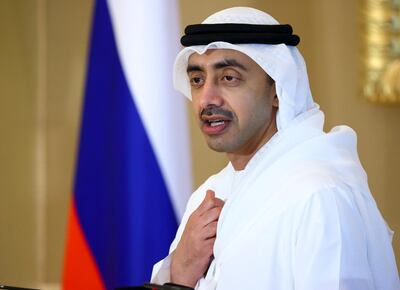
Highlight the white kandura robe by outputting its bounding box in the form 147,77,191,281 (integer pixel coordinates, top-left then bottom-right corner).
151,110,400,290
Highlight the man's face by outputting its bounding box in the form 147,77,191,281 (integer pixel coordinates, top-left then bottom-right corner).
187,49,278,155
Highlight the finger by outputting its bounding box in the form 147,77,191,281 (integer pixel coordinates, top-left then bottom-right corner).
201,221,218,239
212,197,225,208
204,237,216,254
196,190,217,214
200,206,223,225
186,206,221,231
206,190,225,208
206,189,215,198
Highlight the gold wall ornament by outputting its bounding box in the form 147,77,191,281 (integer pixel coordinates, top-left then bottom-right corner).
363,0,400,103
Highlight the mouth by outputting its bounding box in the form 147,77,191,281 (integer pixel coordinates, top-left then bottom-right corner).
201,117,231,135
209,120,226,127
199,107,234,135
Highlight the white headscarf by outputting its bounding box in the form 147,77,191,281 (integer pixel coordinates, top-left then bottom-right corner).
173,7,318,131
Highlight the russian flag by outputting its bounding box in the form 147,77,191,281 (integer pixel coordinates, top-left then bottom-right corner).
62,0,191,289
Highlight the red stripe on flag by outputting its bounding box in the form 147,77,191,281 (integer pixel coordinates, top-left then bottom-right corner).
63,198,105,290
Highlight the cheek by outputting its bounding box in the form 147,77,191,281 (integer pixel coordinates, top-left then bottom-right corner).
235,96,272,126
230,104,253,129
191,97,201,115
222,88,250,110
229,91,260,115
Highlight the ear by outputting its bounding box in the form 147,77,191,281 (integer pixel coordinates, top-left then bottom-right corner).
271,83,279,108
272,94,279,108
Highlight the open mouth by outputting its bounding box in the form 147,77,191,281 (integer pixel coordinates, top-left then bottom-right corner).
200,107,234,135
202,118,231,135
209,120,226,127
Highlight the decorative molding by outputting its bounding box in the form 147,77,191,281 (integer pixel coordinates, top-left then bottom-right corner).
363,0,400,103
35,0,47,283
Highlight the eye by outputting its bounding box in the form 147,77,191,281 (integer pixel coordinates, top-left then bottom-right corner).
223,75,236,81
189,75,205,88
221,74,241,86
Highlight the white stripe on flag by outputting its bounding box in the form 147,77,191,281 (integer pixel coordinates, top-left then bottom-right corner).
107,0,192,220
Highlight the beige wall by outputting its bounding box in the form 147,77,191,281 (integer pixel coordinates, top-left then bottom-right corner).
0,0,93,286
0,0,398,287
44,0,93,283
0,0,39,285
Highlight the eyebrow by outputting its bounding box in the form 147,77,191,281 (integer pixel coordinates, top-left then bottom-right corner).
187,58,248,73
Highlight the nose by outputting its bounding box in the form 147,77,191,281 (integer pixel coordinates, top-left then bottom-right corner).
196,78,223,109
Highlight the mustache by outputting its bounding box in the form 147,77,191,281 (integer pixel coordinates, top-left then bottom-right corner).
200,106,234,119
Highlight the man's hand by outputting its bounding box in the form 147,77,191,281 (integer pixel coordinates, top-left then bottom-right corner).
170,190,224,288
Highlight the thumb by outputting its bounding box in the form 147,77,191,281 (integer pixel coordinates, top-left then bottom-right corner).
205,189,215,200
197,189,216,213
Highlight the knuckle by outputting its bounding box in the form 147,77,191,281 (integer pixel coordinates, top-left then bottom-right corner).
188,211,198,221
214,206,222,215
208,221,217,231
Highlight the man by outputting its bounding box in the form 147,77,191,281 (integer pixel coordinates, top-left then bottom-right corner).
151,7,400,290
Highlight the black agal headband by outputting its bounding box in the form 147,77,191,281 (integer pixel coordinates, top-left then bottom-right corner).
181,23,300,47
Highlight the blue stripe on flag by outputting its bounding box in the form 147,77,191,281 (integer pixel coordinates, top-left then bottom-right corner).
74,0,178,288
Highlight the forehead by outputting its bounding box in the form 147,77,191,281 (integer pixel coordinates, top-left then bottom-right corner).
187,48,259,69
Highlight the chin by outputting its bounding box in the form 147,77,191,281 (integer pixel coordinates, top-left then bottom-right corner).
206,138,239,153
205,139,228,152
207,144,227,153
